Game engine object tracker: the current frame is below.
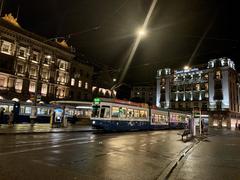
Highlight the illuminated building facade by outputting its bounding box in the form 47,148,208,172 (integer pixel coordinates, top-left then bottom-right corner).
69,60,93,101
0,14,93,102
156,57,240,128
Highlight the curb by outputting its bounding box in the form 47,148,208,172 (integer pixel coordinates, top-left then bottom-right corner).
157,137,201,180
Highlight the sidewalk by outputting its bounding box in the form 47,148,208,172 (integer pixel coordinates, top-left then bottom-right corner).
169,127,240,180
0,123,99,135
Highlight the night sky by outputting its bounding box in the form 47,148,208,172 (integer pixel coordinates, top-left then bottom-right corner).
3,0,240,84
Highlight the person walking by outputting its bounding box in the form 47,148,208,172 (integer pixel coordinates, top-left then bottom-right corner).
201,119,204,135
8,110,14,127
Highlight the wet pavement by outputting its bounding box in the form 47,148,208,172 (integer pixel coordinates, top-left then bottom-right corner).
1,128,239,180
0,130,194,180
0,124,97,134
169,128,240,180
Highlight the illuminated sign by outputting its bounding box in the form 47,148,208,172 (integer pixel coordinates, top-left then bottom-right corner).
93,98,101,104
175,68,199,74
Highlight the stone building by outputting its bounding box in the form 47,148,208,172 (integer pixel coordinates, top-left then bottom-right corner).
156,57,240,128
0,14,93,102
69,60,93,101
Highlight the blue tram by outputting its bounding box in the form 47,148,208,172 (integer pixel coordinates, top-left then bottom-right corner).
91,98,191,131
0,99,78,124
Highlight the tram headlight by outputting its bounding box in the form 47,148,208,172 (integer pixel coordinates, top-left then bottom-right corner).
92,121,96,125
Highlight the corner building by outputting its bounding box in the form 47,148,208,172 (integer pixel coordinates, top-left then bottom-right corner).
0,14,93,102
156,57,240,128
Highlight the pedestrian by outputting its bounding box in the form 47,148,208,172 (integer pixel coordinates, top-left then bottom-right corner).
8,110,14,127
201,119,204,134
238,124,240,130
0,107,5,126
72,114,77,125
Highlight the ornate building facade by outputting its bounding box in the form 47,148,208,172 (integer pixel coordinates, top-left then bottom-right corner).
0,14,93,102
156,57,240,128
69,60,93,101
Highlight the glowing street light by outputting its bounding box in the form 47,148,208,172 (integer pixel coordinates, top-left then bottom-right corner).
184,65,190,70
46,55,51,59
137,28,147,38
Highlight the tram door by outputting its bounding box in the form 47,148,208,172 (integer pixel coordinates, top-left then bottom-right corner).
51,108,64,127
13,102,20,123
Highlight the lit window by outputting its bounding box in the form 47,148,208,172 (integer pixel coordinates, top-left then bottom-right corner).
42,70,49,80
15,79,23,92
216,71,221,79
71,78,75,86
29,67,37,76
29,81,36,93
78,80,82,87
43,55,51,64
41,84,48,96
205,83,208,90
17,64,24,74
1,41,12,55
205,92,209,98
32,51,39,62
19,47,26,58
57,72,67,84
0,77,5,87
196,84,200,91
56,87,65,98
85,82,88,89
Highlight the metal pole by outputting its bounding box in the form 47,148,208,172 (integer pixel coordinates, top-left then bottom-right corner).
192,109,196,136
0,0,4,17
199,108,202,135
16,5,20,19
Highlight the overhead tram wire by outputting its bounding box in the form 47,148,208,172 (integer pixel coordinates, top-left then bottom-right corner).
43,0,130,72
64,0,130,40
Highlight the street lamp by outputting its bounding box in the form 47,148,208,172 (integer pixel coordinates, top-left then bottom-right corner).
184,65,190,70
136,28,147,38
46,55,51,59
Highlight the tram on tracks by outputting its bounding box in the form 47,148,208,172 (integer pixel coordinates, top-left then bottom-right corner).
90,98,192,131
0,99,84,124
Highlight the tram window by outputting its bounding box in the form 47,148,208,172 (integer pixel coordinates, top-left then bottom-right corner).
92,105,100,117
25,107,32,114
127,109,133,118
133,110,139,118
100,106,110,118
111,106,119,118
85,110,92,117
119,107,127,118
152,114,156,123
37,107,48,115
65,109,74,116
139,110,147,118
0,105,9,112
9,106,13,112
20,106,25,114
